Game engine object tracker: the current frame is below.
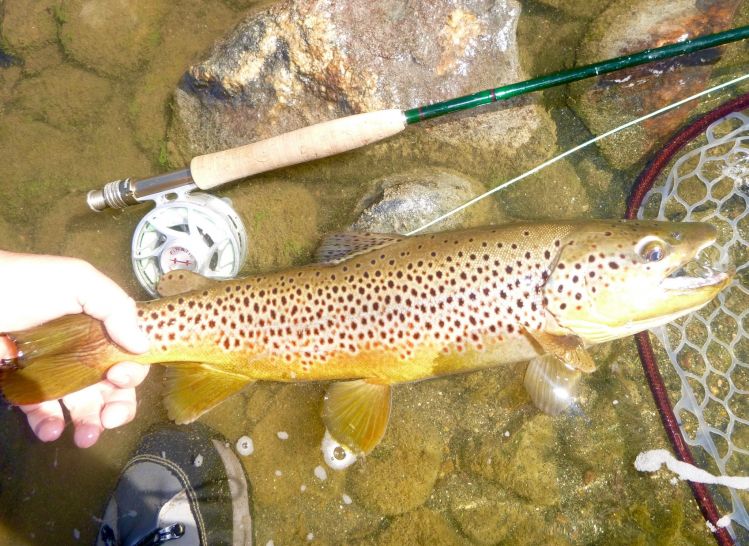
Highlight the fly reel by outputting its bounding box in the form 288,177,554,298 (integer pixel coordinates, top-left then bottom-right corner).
131,189,247,296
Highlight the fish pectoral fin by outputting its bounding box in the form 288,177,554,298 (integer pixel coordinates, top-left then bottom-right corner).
163,363,253,424
527,331,596,373
322,379,392,455
157,270,221,297
524,354,582,415
315,232,404,264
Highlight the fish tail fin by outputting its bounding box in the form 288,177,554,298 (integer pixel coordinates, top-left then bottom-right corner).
0,314,115,405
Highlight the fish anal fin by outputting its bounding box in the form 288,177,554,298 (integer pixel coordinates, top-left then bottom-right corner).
315,232,404,264
157,270,221,297
528,331,596,373
322,379,392,454
524,354,581,415
163,363,253,424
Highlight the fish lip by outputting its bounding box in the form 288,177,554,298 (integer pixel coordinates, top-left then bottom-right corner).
660,266,733,292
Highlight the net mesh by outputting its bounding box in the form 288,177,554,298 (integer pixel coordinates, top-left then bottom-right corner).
637,109,749,536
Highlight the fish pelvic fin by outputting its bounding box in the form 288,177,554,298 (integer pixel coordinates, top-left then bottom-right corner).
322,379,392,455
163,363,253,424
0,314,114,405
524,354,581,415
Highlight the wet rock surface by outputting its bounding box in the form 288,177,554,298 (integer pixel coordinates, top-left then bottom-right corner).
59,0,169,78
169,0,560,188
350,168,501,234
568,0,743,170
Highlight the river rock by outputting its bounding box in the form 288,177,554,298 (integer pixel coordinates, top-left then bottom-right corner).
496,158,590,219
170,0,558,184
219,179,320,274
350,169,501,234
463,413,561,506
15,65,113,129
347,409,443,516
371,507,468,546
535,0,615,20
59,0,168,78
568,0,743,170
130,0,241,164
447,477,548,545
1,0,59,51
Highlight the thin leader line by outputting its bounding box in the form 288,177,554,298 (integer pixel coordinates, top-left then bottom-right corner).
406,72,749,236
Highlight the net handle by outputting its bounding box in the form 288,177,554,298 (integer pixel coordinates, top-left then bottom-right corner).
627,92,749,546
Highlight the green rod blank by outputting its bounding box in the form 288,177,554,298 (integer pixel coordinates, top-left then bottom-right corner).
404,25,749,125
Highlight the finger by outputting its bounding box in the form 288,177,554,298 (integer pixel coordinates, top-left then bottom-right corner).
100,387,137,429
106,362,150,389
19,401,66,443
0,335,17,359
71,263,150,354
62,383,114,448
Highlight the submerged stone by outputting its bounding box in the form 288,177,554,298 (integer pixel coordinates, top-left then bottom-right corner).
347,411,443,516
350,169,500,234
1,0,59,51
59,0,168,78
568,0,743,170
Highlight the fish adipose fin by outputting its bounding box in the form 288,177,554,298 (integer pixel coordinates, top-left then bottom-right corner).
528,331,596,373
157,270,220,297
315,232,404,264
1,314,111,404
163,363,253,424
322,379,392,454
524,355,582,415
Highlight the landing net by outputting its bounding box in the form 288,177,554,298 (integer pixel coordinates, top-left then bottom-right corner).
633,94,749,543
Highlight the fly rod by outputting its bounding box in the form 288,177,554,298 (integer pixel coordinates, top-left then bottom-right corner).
87,25,749,212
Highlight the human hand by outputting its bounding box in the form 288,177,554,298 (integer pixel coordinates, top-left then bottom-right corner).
0,250,150,447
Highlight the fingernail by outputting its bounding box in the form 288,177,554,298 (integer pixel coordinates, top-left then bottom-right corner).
35,417,64,442
74,424,101,448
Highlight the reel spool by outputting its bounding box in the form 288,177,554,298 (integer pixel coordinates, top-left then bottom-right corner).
131,189,247,296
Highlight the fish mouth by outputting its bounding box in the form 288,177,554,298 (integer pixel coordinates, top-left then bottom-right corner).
661,242,734,293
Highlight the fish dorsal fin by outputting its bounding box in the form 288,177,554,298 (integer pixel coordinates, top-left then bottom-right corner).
322,379,392,454
163,363,253,424
157,270,218,297
527,331,596,373
315,232,404,264
524,354,581,415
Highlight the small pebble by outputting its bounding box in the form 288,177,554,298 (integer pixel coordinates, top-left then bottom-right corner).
613,400,619,406
275,469,283,477
301,484,307,492
342,494,352,505
277,431,289,440
307,532,315,541
314,465,328,481
236,436,254,456
194,454,203,467
503,431,510,437
73,528,80,541
266,541,274,546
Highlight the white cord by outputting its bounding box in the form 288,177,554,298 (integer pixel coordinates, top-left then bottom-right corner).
406,72,749,236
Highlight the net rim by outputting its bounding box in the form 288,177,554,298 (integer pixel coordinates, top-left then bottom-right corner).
626,92,749,546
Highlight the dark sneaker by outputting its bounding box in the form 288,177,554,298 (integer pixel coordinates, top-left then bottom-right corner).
96,423,252,546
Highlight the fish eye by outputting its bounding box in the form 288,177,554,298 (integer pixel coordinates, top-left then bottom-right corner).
636,237,668,263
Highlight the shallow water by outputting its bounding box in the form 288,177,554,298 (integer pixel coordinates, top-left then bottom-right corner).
0,0,747,544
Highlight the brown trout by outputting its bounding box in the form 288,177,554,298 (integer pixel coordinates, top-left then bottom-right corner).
0,220,732,454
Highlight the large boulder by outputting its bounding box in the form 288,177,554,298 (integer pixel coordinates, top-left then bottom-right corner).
169,0,558,184
568,0,743,170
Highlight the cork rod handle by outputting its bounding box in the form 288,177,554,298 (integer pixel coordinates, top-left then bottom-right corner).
189,109,407,190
